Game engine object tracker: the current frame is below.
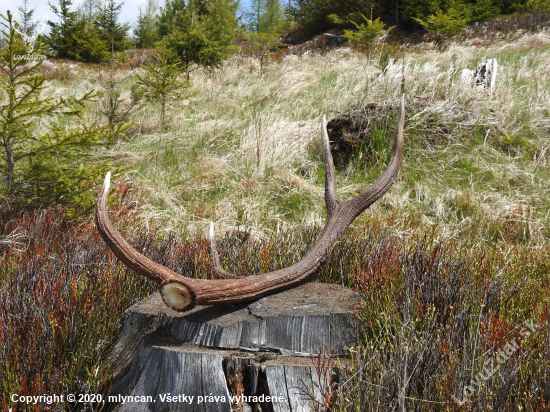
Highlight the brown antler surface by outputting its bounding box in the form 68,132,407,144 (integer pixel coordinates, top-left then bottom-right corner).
96,95,406,312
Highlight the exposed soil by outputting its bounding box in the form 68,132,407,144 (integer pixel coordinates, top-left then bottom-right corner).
326,101,400,167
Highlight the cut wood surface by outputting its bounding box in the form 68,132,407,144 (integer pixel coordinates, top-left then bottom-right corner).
107,282,360,412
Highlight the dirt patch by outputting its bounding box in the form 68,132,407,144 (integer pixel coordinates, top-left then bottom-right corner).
326,101,401,166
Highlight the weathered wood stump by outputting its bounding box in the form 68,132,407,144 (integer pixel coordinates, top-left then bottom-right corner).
106,283,361,412
460,58,498,98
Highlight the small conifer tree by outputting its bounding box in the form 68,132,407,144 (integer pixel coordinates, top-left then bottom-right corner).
16,0,37,34
261,0,284,33
134,39,192,131
97,63,140,134
48,0,82,59
134,0,159,49
96,0,131,52
329,14,393,56
157,0,238,72
413,10,467,50
0,11,124,209
243,31,285,76
526,0,550,13
246,0,284,34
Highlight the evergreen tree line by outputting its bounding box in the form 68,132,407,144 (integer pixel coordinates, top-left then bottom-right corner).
10,0,548,66
293,0,547,39
7,0,242,66
132,0,288,68
43,0,254,67
48,0,131,62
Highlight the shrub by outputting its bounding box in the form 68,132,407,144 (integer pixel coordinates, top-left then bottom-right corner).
413,10,468,50
133,39,192,131
0,12,125,210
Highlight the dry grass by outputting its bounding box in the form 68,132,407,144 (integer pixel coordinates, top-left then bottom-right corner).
34,30,550,247
95,32,548,249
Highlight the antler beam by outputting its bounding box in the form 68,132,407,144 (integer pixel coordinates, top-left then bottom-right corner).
96,95,405,312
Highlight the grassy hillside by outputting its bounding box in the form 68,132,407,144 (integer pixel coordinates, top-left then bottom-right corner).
98,31,550,247
2,24,550,411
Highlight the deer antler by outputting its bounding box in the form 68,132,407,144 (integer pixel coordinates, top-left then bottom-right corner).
96,95,406,312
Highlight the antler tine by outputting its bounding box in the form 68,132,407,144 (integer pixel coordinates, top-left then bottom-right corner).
345,94,405,222
96,96,406,312
96,172,197,310
208,222,242,279
321,114,339,218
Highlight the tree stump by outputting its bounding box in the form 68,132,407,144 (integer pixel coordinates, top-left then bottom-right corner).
106,283,361,412
460,58,498,98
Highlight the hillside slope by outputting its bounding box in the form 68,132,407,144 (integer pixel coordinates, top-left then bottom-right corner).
98,31,550,248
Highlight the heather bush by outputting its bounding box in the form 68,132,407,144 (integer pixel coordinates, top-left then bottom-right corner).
2,186,550,410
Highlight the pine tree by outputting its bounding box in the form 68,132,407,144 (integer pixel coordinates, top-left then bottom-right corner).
243,31,285,75
49,0,129,62
157,0,238,71
16,0,37,34
134,0,159,49
96,0,131,52
78,0,102,19
413,10,467,50
329,14,393,54
74,0,111,62
134,39,191,131
0,11,123,208
526,0,550,12
97,56,140,131
204,0,239,54
74,17,110,62
247,0,283,33
247,0,265,32
48,0,82,59
260,0,284,33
